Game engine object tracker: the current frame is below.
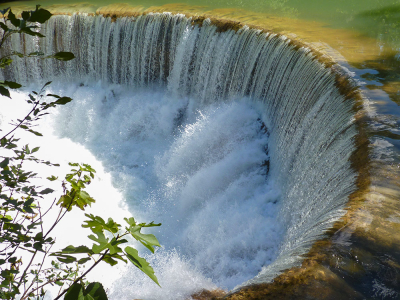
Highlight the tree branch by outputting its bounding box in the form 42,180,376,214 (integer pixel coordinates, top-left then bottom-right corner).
54,249,110,300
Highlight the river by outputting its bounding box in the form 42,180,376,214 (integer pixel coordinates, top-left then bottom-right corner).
0,1,399,299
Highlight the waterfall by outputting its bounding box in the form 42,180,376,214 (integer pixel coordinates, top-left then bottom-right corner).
0,12,360,297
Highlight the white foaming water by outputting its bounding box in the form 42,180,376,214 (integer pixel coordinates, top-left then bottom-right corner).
1,82,280,299
49,81,281,292
0,12,360,296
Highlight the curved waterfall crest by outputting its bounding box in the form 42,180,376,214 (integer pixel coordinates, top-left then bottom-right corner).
1,12,360,289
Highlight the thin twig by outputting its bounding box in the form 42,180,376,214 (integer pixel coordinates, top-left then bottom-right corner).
54,250,110,300
0,82,48,141
38,205,44,235
40,198,56,219
20,243,53,300
0,102,39,141
26,275,74,298
43,206,66,240
16,248,38,288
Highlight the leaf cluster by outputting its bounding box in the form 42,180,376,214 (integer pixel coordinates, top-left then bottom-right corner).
56,163,96,211
0,6,75,99
50,214,161,298
0,5,161,300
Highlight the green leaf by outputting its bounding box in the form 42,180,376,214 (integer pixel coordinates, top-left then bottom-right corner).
58,187,95,211
65,282,108,300
125,218,161,253
23,206,35,214
19,27,45,38
27,129,43,136
88,230,109,254
33,242,44,252
5,143,17,149
0,22,8,32
124,217,162,229
77,257,91,265
8,257,17,264
21,11,30,21
46,52,75,61
125,246,160,286
0,215,12,221
104,252,127,264
83,163,96,174
3,222,23,231
76,190,95,209
1,81,22,89
12,51,25,58
31,146,40,153
28,51,44,57
88,230,125,255
55,254,76,264
57,194,73,211
1,138,7,146
82,214,106,232
84,282,108,300
108,238,127,254
55,281,64,286
34,232,43,241
102,254,118,266
23,198,35,214
27,221,41,230
0,158,9,168
39,188,54,194
58,245,94,255
46,175,58,181
27,221,40,230
54,96,73,105
82,214,121,233
0,57,13,69
65,283,84,300
47,93,61,98
29,7,52,24
104,218,120,233
0,86,10,98
8,10,20,28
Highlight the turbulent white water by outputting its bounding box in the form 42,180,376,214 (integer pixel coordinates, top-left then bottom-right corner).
0,12,359,298
1,83,277,298
50,81,280,296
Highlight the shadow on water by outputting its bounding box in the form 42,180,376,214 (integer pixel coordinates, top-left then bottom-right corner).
354,4,400,48
222,234,400,299
349,51,400,149
215,0,299,18
0,0,34,4
345,6,400,116
354,52,400,106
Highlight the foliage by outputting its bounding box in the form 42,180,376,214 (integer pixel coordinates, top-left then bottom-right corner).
0,6,161,300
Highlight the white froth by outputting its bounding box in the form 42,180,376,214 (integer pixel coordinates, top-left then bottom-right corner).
1,82,280,298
